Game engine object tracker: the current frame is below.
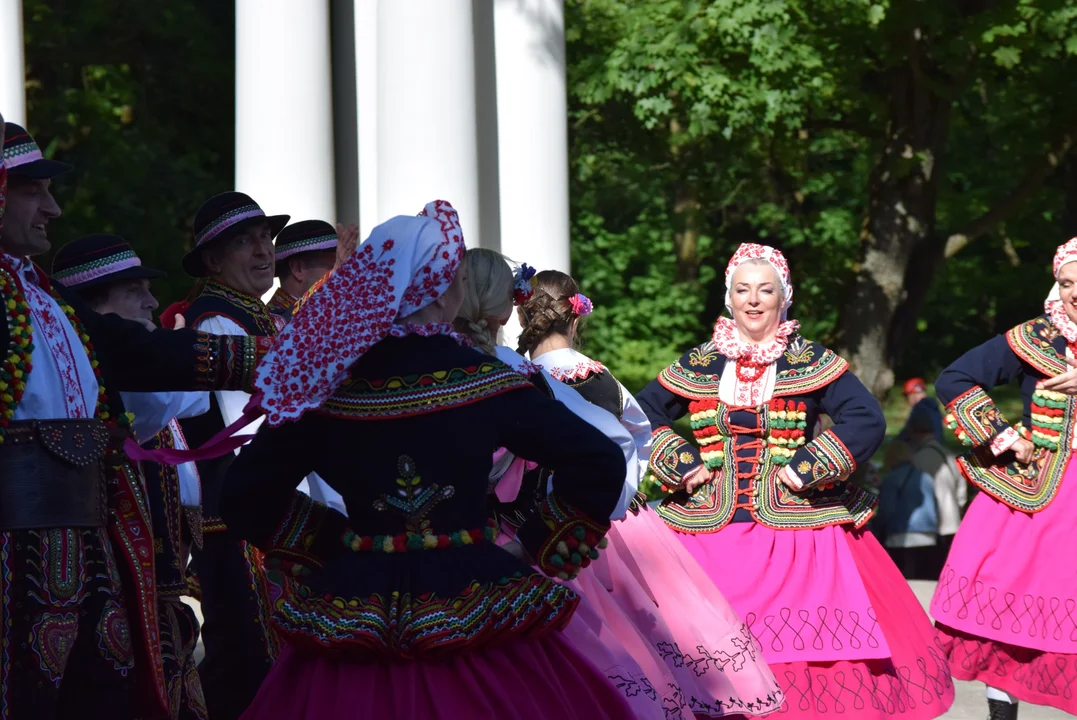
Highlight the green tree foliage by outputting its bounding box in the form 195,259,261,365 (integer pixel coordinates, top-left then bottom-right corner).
22,0,234,305
567,0,1077,393
17,0,1077,391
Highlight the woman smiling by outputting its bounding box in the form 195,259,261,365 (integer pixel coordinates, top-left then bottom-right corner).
636,243,955,720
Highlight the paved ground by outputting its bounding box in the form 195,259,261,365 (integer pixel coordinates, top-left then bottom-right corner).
184,582,1070,718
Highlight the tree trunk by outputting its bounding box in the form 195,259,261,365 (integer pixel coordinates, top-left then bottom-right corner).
838,31,952,398
673,179,702,283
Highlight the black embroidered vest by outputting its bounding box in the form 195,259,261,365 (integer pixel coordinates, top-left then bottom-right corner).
179,281,279,530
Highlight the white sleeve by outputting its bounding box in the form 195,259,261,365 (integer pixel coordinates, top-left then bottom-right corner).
619,386,653,481
119,391,213,444
195,316,263,452
301,472,347,515
119,391,195,443
546,371,639,520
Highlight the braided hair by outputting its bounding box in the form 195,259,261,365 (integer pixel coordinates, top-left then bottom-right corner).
516,270,582,355
452,248,515,354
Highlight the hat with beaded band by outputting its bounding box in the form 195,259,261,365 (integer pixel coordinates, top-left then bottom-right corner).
274,219,339,263
182,191,289,278
52,234,165,290
2,122,73,179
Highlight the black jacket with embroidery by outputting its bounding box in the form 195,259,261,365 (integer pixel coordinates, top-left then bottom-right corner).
220,334,625,660
178,280,281,530
636,336,884,533
937,314,1074,513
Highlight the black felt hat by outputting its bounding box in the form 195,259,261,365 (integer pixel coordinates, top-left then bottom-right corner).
52,234,165,290
182,191,289,277
2,122,73,179
275,220,338,262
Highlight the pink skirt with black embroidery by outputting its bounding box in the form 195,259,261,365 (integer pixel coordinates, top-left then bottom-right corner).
240,633,635,720
931,456,1077,713
679,523,954,719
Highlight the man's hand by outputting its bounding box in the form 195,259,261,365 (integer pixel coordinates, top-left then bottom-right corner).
1010,436,1035,464
334,223,359,271
1038,356,1077,394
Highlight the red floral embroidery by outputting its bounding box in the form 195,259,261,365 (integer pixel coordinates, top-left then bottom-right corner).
256,200,466,426
1046,299,1077,344
545,359,605,382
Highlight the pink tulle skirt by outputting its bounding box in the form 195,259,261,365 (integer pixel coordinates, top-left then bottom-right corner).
496,508,782,717
679,523,954,719
607,508,785,717
240,634,635,720
931,456,1077,711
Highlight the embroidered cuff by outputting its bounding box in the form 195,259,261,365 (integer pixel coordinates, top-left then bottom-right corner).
195,334,273,393
261,491,348,576
516,495,610,581
989,426,1021,456
648,426,703,491
787,430,856,490
944,386,1009,448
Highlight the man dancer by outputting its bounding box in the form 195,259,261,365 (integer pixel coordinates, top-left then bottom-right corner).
169,191,291,720
266,219,339,316
52,233,210,719
0,119,269,720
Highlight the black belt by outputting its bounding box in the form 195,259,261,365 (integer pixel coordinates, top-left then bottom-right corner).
0,419,109,531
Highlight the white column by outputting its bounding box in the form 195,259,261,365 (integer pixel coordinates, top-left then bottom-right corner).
354,0,379,241
235,0,336,224
493,0,570,273
0,0,26,126
375,0,482,247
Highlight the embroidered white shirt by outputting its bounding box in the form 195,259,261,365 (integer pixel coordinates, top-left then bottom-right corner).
8,257,98,420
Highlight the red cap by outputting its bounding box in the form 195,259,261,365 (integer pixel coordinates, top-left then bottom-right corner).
902,377,927,395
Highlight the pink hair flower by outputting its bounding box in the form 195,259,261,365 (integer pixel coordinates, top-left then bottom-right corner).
569,293,593,317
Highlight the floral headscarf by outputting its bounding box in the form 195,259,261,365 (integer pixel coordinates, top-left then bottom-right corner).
1046,237,1077,343
255,200,467,426
713,243,800,365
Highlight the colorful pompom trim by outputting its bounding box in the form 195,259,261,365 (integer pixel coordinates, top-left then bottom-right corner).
342,518,497,553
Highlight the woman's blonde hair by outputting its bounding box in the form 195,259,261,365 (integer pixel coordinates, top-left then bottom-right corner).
453,248,515,353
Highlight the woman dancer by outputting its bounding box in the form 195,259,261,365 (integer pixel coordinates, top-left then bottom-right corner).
219,202,634,719
930,236,1077,719
636,243,955,719
459,248,784,717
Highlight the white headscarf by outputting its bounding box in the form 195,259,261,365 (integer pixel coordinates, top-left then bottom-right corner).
255,200,466,426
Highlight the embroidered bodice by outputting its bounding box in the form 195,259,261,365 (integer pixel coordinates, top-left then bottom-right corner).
938,314,1077,513
637,336,884,533
220,335,627,660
